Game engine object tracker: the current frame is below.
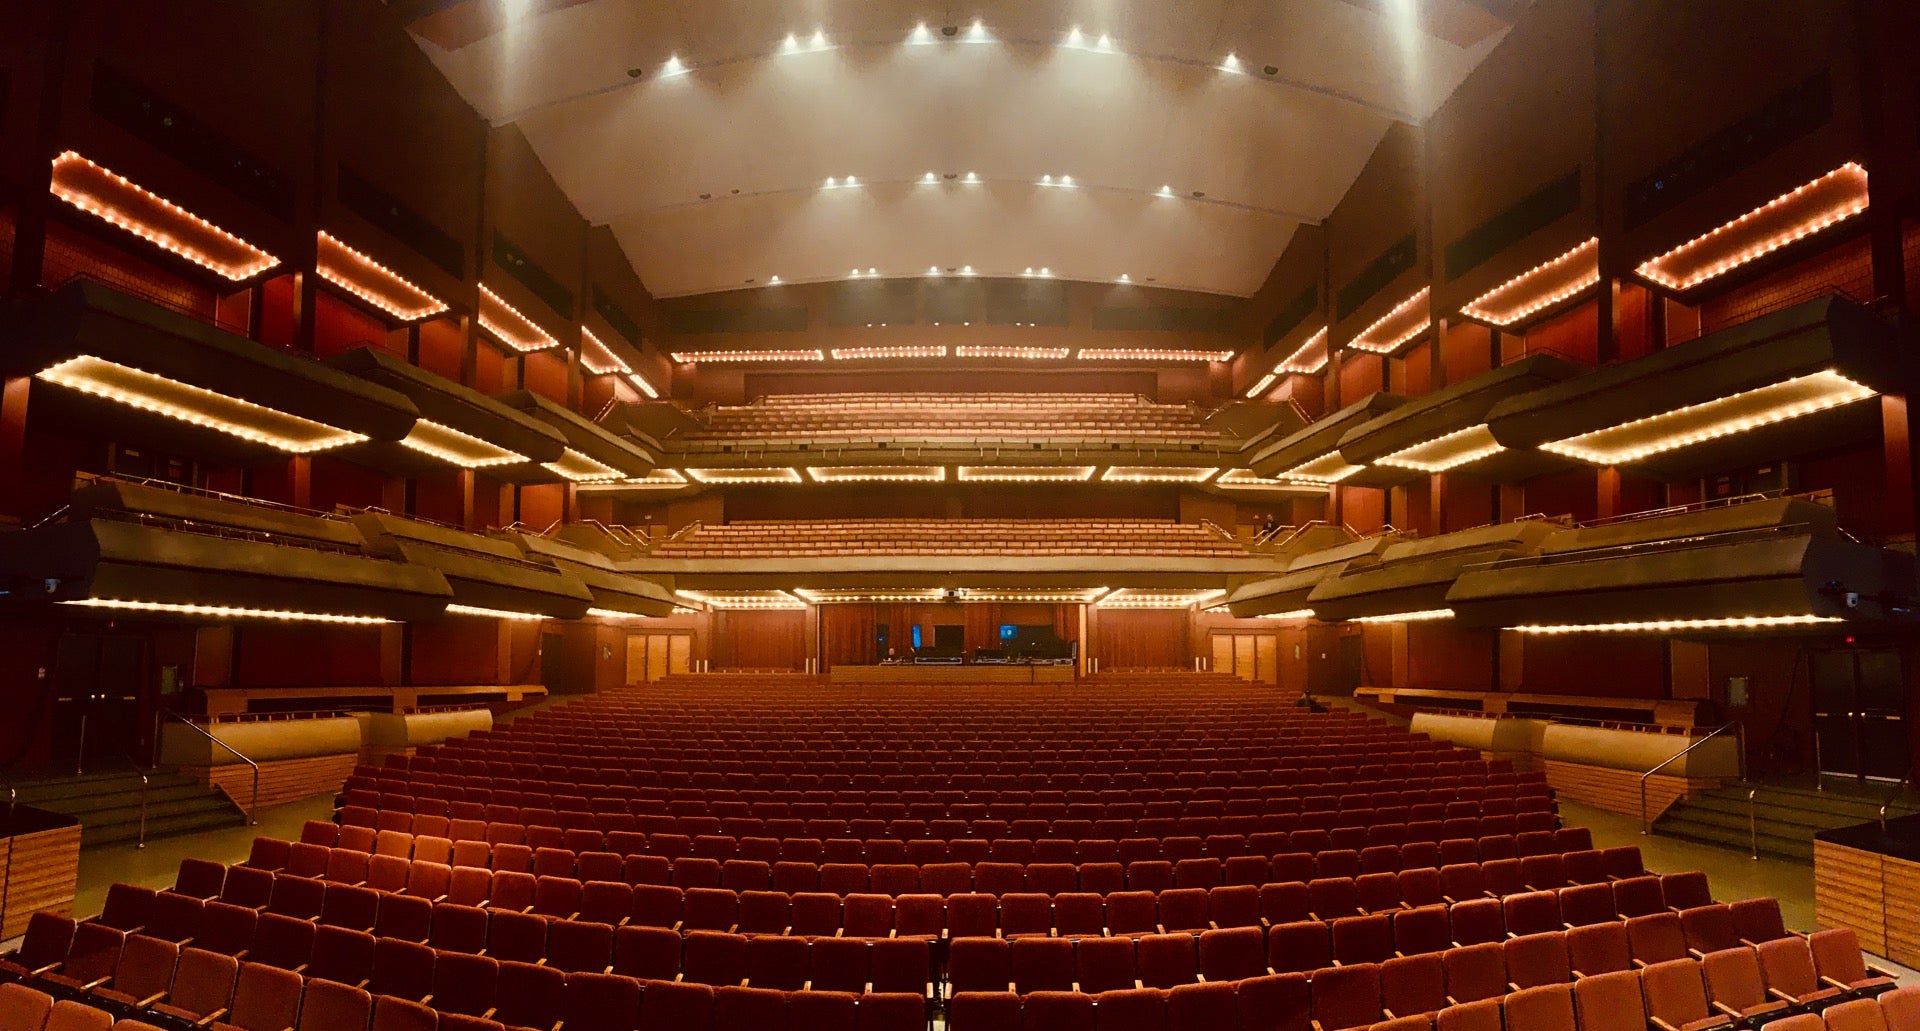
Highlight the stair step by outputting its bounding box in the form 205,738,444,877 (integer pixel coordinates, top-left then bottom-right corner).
16,773,204,806
1659,806,1824,840
1654,820,1813,861
75,796,240,827
82,808,245,848
31,784,227,816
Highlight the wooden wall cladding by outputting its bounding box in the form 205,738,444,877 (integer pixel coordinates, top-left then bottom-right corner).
186,753,360,813
0,822,82,939
1542,759,1719,820
1814,837,1920,965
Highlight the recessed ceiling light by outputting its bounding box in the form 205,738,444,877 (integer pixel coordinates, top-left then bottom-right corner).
961,266,974,275
922,172,937,183
909,23,933,44
1039,267,1051,276
810,29,827,48
1220,53,1241,72
844,175,858,187
1158,185,1174,197
781,33,800,53
967,20,986,40
928,266,940,274
824,177,838,188
1066,27,1084,46
867,267,876,275
1117,274,1131,283
1097,34,1114,51
965,172,979,183
663,54,686,76
769,275,781,284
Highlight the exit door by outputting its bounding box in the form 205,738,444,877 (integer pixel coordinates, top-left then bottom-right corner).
626,633,692,683
49,633,145,773
1812,649,1911,782
1208,633,1279,683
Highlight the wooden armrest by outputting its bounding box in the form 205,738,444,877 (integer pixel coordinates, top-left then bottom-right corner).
1649,1018,1681,1031
135,991,168,1009
1712,1002,1743,1018
194,1008,230,1027
1867,965,1899,979
1631,959,1649,969
1446,996,1464,1007
1766,988,1796,1003
1688,949,1706,960
1196,974,1208,983
1819,976,1851,991
81,976,114,991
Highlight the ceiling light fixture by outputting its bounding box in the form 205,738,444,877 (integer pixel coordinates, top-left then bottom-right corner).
768,275,782,284
966,20,987,40
1255,609,1317,621
315,232,448,320
1635,164,1869,291
1540,370,1875,465
1245,373,1278,398
586,608,649,620
677,590,807,610
1157,185,1175,198
61,598,391,625
579,327,631,376
445,603,549,621
955,345,1067,360
1220,53,1242,72
829,346,947,360
36,355,368,454
1460,238,1600,327
684,467,805,484
805,465,946,482
669,349,824,363
1374,424,1507,473
1351,609,1455,623
661,54,687,77
781,33,801,53
50,151,278,281
1276,327,1332,374
1078,348,1235,362
541,449,626,483
477,285,560,352
909,23,934,44
1346,287,1431,354
1514,614,1846,634
1099,589,1228,609
956,465,1098,482
1100,467,1220,483
1275,452,1367,485
579,469,687,490
399,419,526,469
1215,468,1317,490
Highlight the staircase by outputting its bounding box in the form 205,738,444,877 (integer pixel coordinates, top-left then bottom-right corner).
1654,781,1920,862
10,769,245,848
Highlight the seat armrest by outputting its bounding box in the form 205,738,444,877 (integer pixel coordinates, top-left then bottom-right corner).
1819,976,1852,991
1649,1017,1681,1031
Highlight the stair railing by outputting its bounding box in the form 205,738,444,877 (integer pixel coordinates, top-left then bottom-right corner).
1747,787,1759,861
1881,773,1914,835
120,750,149,850
155,709,259,826
1641,720,1744,835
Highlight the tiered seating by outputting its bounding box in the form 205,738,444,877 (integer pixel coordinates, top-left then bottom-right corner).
3,675,1895,1031
677,392,1223,447
648,519,1248,558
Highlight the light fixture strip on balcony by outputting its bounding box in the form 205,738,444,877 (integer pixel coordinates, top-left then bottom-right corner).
1216,469,1319,490
1100,467,1220,483
61,598,391,625
1255,609,1317,621
579,469,688,490
1275,452,1367,484
829,346,948,360
445,603,549,621
954,346,1070,360
1078,348,1235,362
1278,327,1332,374
315,232,449,320
1347,288,1432,355
580,328,633,376
956,466,1099,482
1514,614,1844,634
684,467,805,484
477,285,560,352
542,449,627,482
49,151,279,281
36,355,368,454
1098,589,1227,609
1635,164,1870,292
1350,609,1455,623
398,419,527,469
1538,370,1875,465
805,466,946,483
1458,239,1601,327
669,349,824,364
1373,425,1507,473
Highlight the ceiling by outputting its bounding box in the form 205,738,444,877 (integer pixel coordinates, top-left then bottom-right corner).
406,0,1522,299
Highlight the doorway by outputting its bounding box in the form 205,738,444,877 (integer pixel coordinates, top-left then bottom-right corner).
626,633,692,683
1208,633,1279,683
1811,648,1911,782
49,633,146,774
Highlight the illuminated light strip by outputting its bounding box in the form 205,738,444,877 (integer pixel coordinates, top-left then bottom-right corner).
1275,452,1367,485
1216,469,1319,490
1098,589,1227,609
580,328,632,376
1101,467,1220,483
398,419,527,469
1255,609,1317,621
580,469,688,490
1514,614,1844,635
586,608,651,620
1459,239,1600,327
1636,164,1870,292
1351,609,1455,624
61,598,391,625
955,346,1070,360
957,466,1098,482
542,449,627,483
1278,327,1332,374
445,604,549,621
1373,425,1507,473
1347,288,1432,354
669,349,824,364
49,151,278,281
684,467,804,484
477,285,560,352
830,346,948,360
36,355,368,454
1079,348,1236,362
806,466,947,483
1245,373,1278,398
622,370,661,398
315,232,448,320
677,590,807,611
1538,371,1875,465
794,588,942,604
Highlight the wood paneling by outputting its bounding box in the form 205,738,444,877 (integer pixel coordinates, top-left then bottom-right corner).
1814,839,1887,953
188,752,358,813
1543,759,1719,819
0,822,82,939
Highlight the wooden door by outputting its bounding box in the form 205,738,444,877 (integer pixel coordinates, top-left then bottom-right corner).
1233,635,1258,680
625,634,650,685
1212,635,1235,676
668,635,692,675
1255,636,1279,685
645,635,670,681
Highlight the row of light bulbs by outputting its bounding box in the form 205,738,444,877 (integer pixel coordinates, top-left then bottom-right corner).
669,346,1230,365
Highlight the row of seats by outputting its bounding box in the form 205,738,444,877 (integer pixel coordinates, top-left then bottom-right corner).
0,984,161,1031
302,823,1594,887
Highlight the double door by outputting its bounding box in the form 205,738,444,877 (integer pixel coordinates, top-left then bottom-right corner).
626,633,692,683
1210,633,1278,683
1812,649,1911,782
48,633,146,773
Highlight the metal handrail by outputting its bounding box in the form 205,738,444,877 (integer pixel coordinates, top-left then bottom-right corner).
123,751,149,850
156,709,259,826
1641,721,1744,834
1880,773,1914,835
1747,787,1760,861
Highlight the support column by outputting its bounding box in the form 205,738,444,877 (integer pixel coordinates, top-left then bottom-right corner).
1597,466,1623,520
0,377,30,523
1881,395,1920,543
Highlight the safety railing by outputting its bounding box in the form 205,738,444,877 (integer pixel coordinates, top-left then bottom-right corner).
1881,773,1914,836
1747,786,1760,861
155,709,259,826
123,751,149,850
1641,720,1744,835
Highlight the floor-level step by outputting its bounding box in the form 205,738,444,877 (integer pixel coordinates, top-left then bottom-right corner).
10,769,244,848
1654,779,1920,863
